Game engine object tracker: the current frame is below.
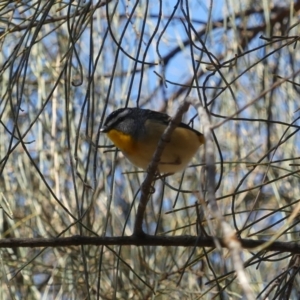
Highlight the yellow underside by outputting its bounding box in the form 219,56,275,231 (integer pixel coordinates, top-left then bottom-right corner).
106,124,204,173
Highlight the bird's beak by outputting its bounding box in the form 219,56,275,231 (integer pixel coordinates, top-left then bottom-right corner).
100,126,108,133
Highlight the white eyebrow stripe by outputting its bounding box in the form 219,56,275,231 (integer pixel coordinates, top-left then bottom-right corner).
117,109,131,119
105,108,132,127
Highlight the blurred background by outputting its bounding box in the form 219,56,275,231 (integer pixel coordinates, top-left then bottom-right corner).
1,0,300,298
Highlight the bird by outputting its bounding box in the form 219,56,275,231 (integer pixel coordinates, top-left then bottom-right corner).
100,107,204,173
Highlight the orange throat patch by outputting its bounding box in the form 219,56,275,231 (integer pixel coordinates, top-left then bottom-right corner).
106,129,137,155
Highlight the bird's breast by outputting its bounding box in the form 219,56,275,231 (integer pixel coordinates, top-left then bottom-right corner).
106,129,138,155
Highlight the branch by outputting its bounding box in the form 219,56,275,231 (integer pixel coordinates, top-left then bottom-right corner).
1,235,300,253
134,101,191,235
